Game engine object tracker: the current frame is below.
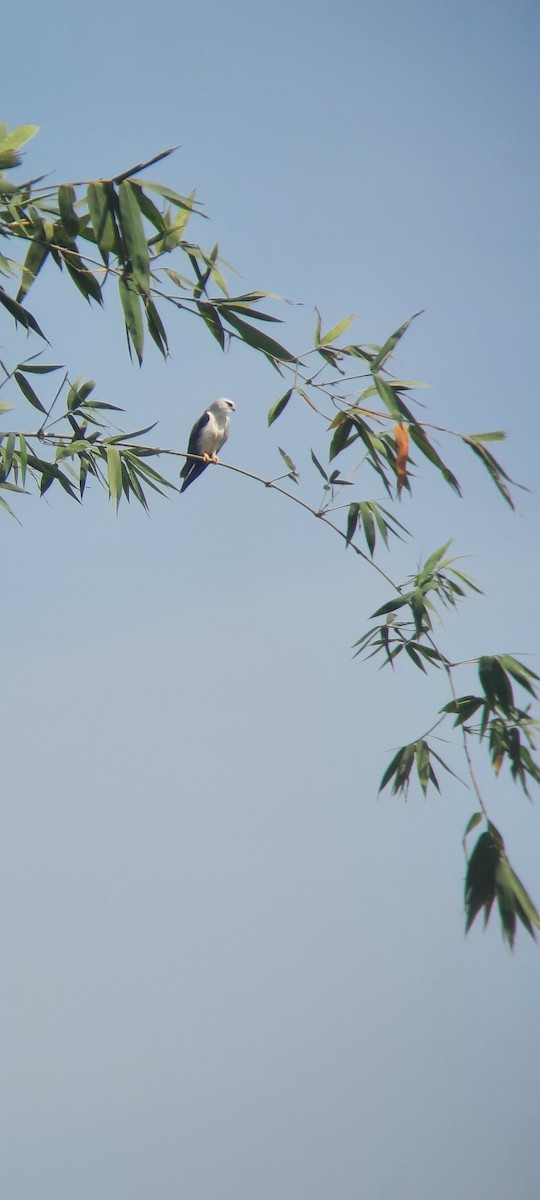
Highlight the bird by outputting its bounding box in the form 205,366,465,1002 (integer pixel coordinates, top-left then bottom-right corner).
180,397,236,493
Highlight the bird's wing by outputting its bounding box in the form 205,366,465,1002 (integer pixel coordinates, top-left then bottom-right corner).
180,411,212,480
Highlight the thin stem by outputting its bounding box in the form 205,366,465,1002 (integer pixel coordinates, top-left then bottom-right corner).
428,633,489,818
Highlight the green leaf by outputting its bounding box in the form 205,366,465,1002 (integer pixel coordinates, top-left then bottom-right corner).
500,863,540,939
479,656,514,713
370,311,423,371
419,540,453,580
313,307,322,347
441,695,484,726
2,432,15,476
0,124,39,169
463,812,484,844
196,301,225,350
18,435,28,485
214,299,282,324
106,444,122,510
465,827,500,933
310,449,328,481
359,501,376,556
16,238,49,303
329,417,355,461
371,594,412,619
372,373,402,419
406,644,427,673
268,389,293,427
13,371,46,413
0,287,48,339
497,654,539,699
0,123,39,152
408,424,462,495
118,181,150,293
319,314,355,346
58,184,79,238
0,487,22,519
135,179,197,210
62,246,103,305
87,181,120,262
130,183,166,233
415,739,431,794
118,276,144,365
346,502,359,546
144,297,169,358
67,378,96,410
15,360,62,375
378,743,415,795
278,446,298,480
222,309,296,363
495,859,540,949
467,430,506,443
463,438,517,508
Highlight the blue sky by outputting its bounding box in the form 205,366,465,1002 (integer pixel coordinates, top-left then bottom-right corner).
1,3,540,1199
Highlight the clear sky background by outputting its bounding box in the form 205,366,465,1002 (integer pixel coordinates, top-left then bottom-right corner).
1,2,539,1198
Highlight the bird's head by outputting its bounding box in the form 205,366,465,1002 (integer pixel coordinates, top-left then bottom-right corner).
214,396,236,414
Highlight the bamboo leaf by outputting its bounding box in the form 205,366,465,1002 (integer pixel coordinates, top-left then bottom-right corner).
0,287,48,339
310,449,328,481
346,502,359,546
13,371,46,413
118,276,144,364
130,183,166,232
278,446,298,480
87,181,120,262
371,594,412,619
359,501,376,556
0,123,39,153
58,184,79,238
372,373,402,419
62,247,103,305
497,655,539,698
415,739,431,793
370,311,423,371
463,812,484,845
106,444,122,510
468,430,506,443
319,314,355,346
196,301,225,349
313,307,321,347
144,297,169,358
222,308,296,363
329,417,355,461
268,389,293,426
408,424,462,495
463,437,517,508
465,828,500,934
479,656,514,714
135,178,198,210
419,541,453,581
118,181,150,293
16,239,49,303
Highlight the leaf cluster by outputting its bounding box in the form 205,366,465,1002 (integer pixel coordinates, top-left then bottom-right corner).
0,126,295,369
353,542,480,670
464,823,540,949
443,656,540,797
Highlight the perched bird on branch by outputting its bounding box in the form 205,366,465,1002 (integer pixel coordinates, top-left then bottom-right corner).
180,397,236,493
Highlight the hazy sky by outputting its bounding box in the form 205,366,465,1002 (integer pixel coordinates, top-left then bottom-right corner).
2,3,540,1199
